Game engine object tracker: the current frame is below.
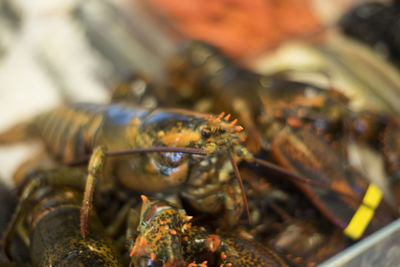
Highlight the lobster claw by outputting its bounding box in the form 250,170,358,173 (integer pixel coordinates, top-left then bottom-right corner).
270,127,397,239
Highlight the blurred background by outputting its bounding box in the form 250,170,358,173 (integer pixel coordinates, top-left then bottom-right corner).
0,0,397,181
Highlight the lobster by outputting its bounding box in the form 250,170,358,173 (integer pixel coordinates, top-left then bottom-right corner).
129,196,289,267
0,99,380,243
0,102,253,239
167,40,399,240
3,168,122,266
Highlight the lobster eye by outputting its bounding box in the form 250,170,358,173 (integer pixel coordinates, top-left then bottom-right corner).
201,128,211,138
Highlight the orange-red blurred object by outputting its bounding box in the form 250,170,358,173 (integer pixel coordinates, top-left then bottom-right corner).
147,0,321,58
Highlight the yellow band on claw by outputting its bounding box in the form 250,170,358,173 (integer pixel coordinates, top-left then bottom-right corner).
343,183,382,240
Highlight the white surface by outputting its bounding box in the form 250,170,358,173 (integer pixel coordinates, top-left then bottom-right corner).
0,0,108,183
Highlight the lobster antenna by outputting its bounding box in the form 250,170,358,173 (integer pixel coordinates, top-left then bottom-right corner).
66,147,207,166
66,146,376,209
253,157,373,209
107,147,206,156
229,149,251,225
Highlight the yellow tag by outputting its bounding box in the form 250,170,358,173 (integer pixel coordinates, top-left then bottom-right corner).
343,184,382,239
363,183,382,209
343,205,374,239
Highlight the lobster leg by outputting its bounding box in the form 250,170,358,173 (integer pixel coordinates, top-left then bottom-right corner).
80,145,107,238
106,198,136,238
181,180,244,227
125,205,141,249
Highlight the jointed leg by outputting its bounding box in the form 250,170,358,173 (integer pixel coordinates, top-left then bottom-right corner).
80,145,107,237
